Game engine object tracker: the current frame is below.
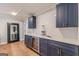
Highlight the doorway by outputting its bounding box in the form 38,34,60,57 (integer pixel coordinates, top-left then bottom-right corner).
7,23,20,43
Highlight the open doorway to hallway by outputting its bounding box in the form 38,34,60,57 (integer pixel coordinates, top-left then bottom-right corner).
7,23,20,43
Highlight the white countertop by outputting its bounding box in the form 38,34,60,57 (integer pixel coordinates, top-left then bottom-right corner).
26,34,79,46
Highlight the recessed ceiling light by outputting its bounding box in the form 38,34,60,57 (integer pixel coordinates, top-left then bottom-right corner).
11,12,17,16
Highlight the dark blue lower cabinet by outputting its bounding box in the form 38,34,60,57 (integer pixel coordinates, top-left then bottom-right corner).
60,45,79,56
40,48,47,56
27,36,32,48
60,48,78,56
25,35,27,45
39,38,78,56
39,38,61,56
25,35,29,46
39,38,48,56
25,35,32,48
59,41,79,56
47,43,60,56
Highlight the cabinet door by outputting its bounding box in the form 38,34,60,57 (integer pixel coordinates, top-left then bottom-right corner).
56,3,78,27
28,16,36,28
67,3,78,27
32,16,36,28
47,43,60,56
39,38,47,56
25,35,29,46
25,35,32,48
47,39,79,56
27,36,32,48
28,17,33,28
60,42,79,56
56,3,67,27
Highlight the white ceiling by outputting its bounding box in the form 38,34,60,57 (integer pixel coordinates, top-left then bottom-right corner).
0,3,56,21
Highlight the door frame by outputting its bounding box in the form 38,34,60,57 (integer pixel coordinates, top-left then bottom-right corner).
7,23,20,43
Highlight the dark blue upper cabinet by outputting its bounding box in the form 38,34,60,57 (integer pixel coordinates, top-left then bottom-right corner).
67,3,78,27
56,3,68,27
28,16,36,28
56,3,78,28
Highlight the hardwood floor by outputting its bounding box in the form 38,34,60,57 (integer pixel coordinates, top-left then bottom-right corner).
0,41,39,56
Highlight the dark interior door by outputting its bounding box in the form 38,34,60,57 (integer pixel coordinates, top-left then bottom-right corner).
7,23,19,43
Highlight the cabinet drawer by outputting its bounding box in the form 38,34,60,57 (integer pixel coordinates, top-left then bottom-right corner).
47,40,78,51
61,48,78,56
60,43,78,51
40,38,47,43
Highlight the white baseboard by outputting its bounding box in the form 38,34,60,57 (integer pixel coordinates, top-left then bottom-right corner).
20,39,24,41
0,39,24,45
0,42,7,45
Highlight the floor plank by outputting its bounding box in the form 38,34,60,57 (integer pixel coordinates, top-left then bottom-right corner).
0,41,39,56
